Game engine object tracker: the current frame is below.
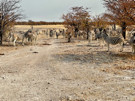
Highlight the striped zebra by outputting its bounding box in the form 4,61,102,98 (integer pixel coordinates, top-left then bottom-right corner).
129,33,135,54
102,29,124,52
22,29,38,45
95,32,102,40
94,28,104,46
8,31,24,46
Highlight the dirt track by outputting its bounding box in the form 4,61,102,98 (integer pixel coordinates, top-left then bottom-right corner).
0,37,135,101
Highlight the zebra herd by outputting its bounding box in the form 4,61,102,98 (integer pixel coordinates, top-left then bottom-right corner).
90,28,135,53
8,28,38,46
6,26,135,54
7,27,66,46
65,27,135,53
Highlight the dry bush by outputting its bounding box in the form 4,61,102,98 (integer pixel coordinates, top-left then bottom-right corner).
115,66,135,70
112,53,135,60
100,67,122,75
100,65,135,76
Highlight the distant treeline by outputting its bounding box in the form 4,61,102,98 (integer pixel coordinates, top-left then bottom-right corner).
15,20,113,26
15,21,64,25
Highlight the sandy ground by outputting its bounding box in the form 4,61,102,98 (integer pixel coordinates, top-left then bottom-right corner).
0,34,135,101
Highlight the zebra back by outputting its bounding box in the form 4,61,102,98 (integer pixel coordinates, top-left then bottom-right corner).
102,29,123,45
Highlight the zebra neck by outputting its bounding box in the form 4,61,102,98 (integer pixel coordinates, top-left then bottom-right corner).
103,34,110,42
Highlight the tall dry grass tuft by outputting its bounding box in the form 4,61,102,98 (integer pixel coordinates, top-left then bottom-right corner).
112,53,135,60
115,66,135,70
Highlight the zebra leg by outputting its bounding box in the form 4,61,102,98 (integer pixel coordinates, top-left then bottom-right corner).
132,45,135,54
22,37,25,46
30,38,33,45
132,46,134,53
107,43,110,52
88,36,91,44
119,42,124,52
88,38,91,43
35,38,37,45
100,39,103,47
133,46,135,54
90,34,92,42
13,38,17,46
97,39,99,43
101,39,104,47
8,36,12,45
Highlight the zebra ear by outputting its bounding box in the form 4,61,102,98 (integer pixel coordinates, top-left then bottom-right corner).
132,32,135,36
103,29,106,33
133,33,135,36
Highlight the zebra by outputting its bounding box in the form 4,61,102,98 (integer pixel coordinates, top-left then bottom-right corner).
94,28,102,40
60,29,65,38
102,29,124,52
128,29,135,40
8,31,25,46
66,28,73,42
35,29,42,35
49,29,54,37
129,33,135,54
94,28,104,46
22,29,38,45
56,31,60,39
88,31,92,43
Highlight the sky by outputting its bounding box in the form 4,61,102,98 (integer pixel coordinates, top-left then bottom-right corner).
20,0,106,22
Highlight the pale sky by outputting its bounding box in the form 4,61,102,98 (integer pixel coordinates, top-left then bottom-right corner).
20,0,106,22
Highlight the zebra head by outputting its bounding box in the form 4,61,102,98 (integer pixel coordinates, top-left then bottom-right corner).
28,29,32,33
102,29,108,39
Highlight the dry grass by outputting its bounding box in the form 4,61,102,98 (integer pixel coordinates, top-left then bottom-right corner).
61,100,85,101
100,65,135,76
15,25,66,29
60,97,85,101
112,53,135,60
100,67,122,75
115,66,135,70
0,42,19,53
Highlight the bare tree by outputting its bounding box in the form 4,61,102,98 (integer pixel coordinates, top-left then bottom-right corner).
0,0,22,45
103,0,135,39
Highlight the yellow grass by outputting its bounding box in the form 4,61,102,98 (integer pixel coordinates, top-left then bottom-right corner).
15,25,66,29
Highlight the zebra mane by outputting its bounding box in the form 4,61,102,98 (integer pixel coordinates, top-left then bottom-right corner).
102,29,108,36
27,29,32,33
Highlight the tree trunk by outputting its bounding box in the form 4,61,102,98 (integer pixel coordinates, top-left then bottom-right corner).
0,31,3,45
86,31,89,40
121,22,127,39
86,28,90,40
74,27,78,38
68,34,71,42
74,31,78,38
113,24,116,30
